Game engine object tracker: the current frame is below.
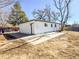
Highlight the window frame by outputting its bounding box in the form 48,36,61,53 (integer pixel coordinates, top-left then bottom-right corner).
44,23,48,27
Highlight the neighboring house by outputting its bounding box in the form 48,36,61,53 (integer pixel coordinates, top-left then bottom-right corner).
0,22,19,33
19,20,61,34
71,24,79,31
64,24,72,31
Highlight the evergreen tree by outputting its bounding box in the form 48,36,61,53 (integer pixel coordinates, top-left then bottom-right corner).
9,1,29,26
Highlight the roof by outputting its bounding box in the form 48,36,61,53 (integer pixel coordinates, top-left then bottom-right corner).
20,20,61,25
0,23,19,28
0,23,12,27
31,19,60,24
72,24,79,27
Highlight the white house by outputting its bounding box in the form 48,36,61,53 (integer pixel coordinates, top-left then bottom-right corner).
19,20,61,34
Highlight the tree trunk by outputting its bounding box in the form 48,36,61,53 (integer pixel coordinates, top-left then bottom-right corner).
60,23,65,31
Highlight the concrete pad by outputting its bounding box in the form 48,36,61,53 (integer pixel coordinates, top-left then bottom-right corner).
30,33,64,45
17,32,64,45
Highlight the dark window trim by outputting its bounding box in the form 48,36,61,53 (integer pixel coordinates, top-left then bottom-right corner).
44,23,48,27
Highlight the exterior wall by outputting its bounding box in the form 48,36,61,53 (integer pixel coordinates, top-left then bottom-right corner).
19,23,32,34
55,24,61,31
19,21,61,34
33,21,54,34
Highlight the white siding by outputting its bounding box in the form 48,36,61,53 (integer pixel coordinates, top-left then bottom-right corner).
19,23,31,34
34,22,53,34
19,21,61,34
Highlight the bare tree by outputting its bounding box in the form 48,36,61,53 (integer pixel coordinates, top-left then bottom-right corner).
32,9,46,21
53,0,71,31
44,5,52,22
0,0,17,8
32,5,56,22
0,9,9,33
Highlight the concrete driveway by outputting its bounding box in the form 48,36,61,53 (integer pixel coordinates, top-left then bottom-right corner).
20,32,64,45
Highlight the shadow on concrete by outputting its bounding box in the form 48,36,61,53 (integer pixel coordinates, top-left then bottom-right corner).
3,32,33,40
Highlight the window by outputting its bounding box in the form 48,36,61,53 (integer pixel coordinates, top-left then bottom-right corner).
55,24,56,27
51,24,53,27
44,23,48,27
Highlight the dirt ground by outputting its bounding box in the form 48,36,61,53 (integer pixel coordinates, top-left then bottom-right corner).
0,31,79,59
0,35,7,43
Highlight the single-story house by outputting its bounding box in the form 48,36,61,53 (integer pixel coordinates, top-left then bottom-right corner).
19,20,61,34
71,24,79,31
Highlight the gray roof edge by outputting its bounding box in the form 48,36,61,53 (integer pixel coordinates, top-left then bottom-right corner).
30,20,61,24
19,20,61,25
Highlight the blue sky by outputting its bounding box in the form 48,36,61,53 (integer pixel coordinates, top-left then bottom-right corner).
19,0,79,24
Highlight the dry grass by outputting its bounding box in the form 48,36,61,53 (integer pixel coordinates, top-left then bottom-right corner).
0,35,7,43
0,31,79,59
